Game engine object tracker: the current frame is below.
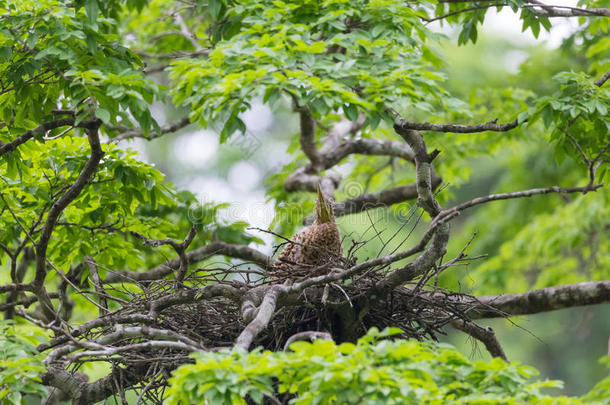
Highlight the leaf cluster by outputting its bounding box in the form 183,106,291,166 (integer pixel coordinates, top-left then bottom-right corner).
166,327,609,404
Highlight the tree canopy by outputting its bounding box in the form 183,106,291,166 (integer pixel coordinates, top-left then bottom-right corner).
0,0,609,404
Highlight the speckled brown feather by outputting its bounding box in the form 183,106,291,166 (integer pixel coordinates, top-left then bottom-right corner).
270,187,343,283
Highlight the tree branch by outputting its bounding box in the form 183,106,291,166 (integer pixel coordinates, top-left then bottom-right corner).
393,117,520,134
372,117,450,292
0,118,79,156
470,281,610,319
130,226,197,282
299,108,323,169
109,117,191,142
236,287,280,350
451,320,508,361
594,70,610,87
33,121,104,321
105,241,271,283
442,183,603,218
284,331,332,351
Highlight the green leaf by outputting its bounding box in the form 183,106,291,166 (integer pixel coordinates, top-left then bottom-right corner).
208,0,226,20
344,104,358,121
84,0,99,26
0,46,12,62
95,108,111,123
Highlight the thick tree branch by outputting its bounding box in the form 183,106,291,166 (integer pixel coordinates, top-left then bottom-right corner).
284,331,332,350
471,281,610,319
236,287,280,350
33,121,104,321
147,282,243,316
299,108,323,169
524,1,610,17
394,118,519,134
372,118,450,292
42,363,149,405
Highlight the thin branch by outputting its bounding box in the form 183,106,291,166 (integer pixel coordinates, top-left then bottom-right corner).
0,118,75,156
451,320,508,361
443,183,603,217
109,117,191,142
134,49,209,59
84,257,108,315
425,3,505,23
105,241,271,283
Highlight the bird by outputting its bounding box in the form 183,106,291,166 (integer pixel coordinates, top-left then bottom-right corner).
270,183,343,283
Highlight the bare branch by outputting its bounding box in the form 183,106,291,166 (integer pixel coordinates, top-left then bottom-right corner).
173,11,203,51
106,241,271,283
367,116,450,292
443,183,603,217
524,1,610,17
109,117,191,142
451,320,508,361
42,363,150,405
394,117,520,134
134,49,209,59
594,71,610,87
470,281,610,319
146,282,243,319
334,176,441,217
236,287,280,350
131,226,197,282
84,257,108,315
299,108,323,169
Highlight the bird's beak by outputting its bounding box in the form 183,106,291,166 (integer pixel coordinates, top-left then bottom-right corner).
316,183,332,223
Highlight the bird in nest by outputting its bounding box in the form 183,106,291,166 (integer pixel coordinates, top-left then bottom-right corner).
270,183,343,283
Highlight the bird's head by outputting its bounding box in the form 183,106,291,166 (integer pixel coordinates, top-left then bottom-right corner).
315,183,334,224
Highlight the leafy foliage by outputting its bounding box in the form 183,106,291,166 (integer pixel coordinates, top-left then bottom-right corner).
167,327,609,404
0,321,47,404
0,0,162,137
169,0,449,141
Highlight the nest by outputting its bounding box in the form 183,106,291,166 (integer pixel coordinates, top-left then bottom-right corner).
58,260,491,404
